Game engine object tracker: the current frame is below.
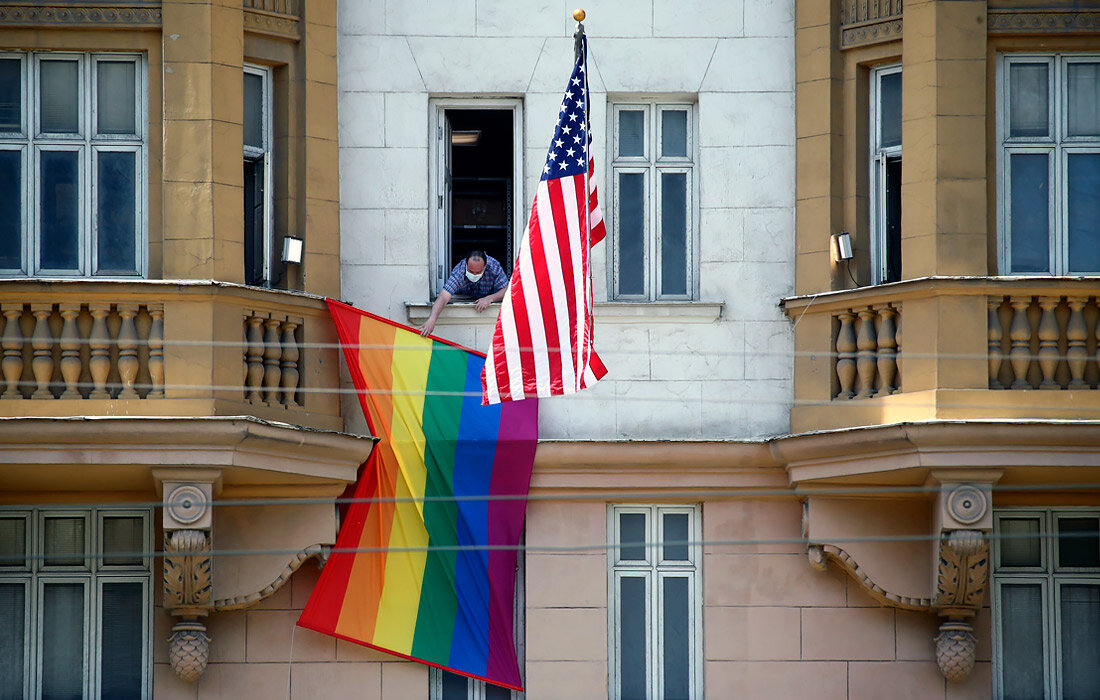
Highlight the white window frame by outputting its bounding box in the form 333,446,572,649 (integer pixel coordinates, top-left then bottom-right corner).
609,101,697,301
992,508,1100,700
0,507,153,699
997,53,1100,275
243,62,273,286
608,504,702,700
0,51,148,278
869,64,901,285
428,98,525,297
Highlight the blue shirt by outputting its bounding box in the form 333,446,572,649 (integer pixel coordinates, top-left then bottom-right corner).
442,256,509,297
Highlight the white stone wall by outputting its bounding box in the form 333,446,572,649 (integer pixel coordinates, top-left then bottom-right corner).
337,0,795,439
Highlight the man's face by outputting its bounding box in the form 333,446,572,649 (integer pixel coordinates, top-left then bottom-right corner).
467,258,486,275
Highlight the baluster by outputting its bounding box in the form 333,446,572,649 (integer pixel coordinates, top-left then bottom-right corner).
1036,296,1061,389
148,306,164,398
1,307,24,399
88,304,111,399
988,298,1004,390
1066,297,1089,390
29,305,55,399
835,311,857,399
115,304,139,398
876,305,898,395
1008,297,1033,390
58,304,82,399
262,317,282,403
244,314,264,402
856,307,879,398
280,319,300,407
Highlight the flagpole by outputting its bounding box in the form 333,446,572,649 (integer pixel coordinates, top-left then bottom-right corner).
574,8,593,391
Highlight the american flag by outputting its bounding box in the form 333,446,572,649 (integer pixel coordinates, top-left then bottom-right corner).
481,35,607,403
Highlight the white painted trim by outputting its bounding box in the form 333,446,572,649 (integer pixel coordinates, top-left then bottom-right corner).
869,64,901,286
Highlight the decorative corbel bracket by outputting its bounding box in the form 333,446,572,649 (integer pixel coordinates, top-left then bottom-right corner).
930,478,997,683
153,469,222,683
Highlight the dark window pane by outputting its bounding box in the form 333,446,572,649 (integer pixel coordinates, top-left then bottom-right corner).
619,512,646,561
40,60,79,134
244,157,266,285
485,681,512,700
440,671,468,700
96,151,137,274
618,110,644,157
1009,153,1050,273
44,516,85,567
1067,63,1100,137
102,516,143,566
97,61,136,135
0,583,25,699
100,582,143,700
1010,63,1049,138
0,151,21,270
662,512,689,562
1060,585,1100,700
1058,517,1100,568
244,71,263,150
661,110,687,158
42,583,84,700
999,518,1042,568
40,150,80,271
660,172,687,296
619,576,647,700
1001,583,1045,700
879,71,901,148
884,156,902,283
617,172,645,296
0,59,20,132
662,577,690,700
0,517,26,567
1067,154,1100,273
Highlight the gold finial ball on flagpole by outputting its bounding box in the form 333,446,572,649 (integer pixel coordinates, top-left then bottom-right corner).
573,8,586,21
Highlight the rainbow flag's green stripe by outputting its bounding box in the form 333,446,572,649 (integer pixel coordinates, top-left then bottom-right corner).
298,301,537,691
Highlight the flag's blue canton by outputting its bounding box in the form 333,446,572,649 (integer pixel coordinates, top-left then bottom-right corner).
542,40,589,182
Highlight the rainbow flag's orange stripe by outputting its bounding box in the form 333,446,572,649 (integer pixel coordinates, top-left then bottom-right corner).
298,301,537,690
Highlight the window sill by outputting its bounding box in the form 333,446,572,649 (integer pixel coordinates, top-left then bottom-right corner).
405,300,723,327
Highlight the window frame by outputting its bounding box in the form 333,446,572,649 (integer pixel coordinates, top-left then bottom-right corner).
997,53,1100,276
243,62,273,286
428,98,525,298
869,63,901,286
0,506,153,699
992,507,1100,699
608,101,697,302
0,50,148,279
607,504,703,700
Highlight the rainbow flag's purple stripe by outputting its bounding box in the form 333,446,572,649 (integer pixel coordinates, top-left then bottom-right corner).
298,301,537,690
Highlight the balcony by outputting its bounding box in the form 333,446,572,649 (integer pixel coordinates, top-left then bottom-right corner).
0,279,341,431
782,276,1100,433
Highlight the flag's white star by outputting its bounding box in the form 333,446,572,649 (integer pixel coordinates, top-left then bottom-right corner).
578,100,584,109
569,112,578,122
559,103,567,113
562,126,572,134
571,77,581,86
573,135,582,143
577,157,585,167
558,160,568,170
544,163,551,173
555,139,564,148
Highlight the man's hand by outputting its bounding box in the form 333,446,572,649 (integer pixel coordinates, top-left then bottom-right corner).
419,317,436,337
475,296,493,312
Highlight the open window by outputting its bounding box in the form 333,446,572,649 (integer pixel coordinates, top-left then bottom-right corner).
243,63,272,286
431,100,523,296
870,64,901,285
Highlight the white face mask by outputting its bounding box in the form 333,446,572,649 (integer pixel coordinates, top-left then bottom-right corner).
466,270,484,283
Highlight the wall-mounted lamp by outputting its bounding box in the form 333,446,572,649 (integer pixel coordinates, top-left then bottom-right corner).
281,236,304,265
831,231,853,263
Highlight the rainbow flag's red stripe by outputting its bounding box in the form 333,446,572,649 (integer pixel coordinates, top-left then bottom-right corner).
298,301,537,690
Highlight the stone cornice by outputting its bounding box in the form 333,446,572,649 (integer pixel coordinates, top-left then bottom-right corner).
0,4,161,27
989,9,1100,34
242,7,299,41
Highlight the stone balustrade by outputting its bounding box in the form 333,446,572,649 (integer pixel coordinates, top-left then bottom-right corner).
0,280,341,430
242,0,299,15
833,304,901,400
988,293,1100,391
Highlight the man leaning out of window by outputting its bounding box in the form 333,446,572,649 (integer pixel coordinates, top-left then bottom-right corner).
420,250,510,337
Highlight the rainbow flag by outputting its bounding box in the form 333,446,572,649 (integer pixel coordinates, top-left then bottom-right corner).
298,301,537,690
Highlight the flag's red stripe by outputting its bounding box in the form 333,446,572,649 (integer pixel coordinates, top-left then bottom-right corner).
508,242,537,400
533,181,565,393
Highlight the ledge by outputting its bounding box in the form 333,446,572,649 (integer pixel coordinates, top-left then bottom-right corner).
405,300,724,327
